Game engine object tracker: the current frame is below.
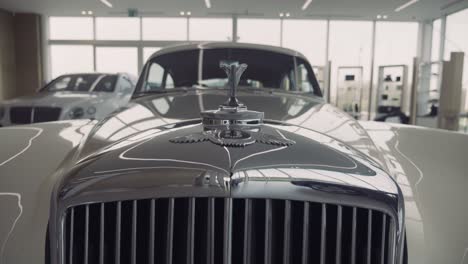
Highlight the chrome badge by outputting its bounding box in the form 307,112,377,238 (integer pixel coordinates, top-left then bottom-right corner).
170,61,295,147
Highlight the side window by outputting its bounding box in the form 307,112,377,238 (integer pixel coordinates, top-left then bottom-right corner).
166,73,174,89
297,64,313,92
146,62,175,90
94,75,118,92
147,63,165,90
280,74,292,91
49,76,72,91
119,78,134,93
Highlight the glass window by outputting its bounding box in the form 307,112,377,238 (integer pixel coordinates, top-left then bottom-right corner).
431,19,442,61
147,63,165,89
96,47,138,76
96,17,140,40
50,45,94,78
143,47,161,62
328,21,373,116
137,48,320,94
375,22,418,66
94,75,118,92
189,18,233,41
44,74,100,92
444,8,468,112
118,78,135,93
142,50,198,91
142,18,187,40
282,20,327,66
373,22,419,116
49,17,93,40
237,19,281,46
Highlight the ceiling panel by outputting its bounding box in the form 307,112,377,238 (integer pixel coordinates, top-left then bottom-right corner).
0,0,467,21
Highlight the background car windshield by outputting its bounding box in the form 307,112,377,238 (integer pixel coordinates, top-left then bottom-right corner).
140,48,319,94
44,74,101,92
94,75,118,92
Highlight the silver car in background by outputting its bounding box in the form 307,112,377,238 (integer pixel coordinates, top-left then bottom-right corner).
0,73,136,126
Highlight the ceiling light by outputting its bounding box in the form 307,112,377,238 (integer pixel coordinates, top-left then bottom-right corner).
376,14,382,19
394,0,419,12
279,13,284,17
383,15,388,19
286,12,290,17
99,0,113,8
87,11,93,15
302,0,313,10
81,11,87,15
180,11,185,15
205,0,211,8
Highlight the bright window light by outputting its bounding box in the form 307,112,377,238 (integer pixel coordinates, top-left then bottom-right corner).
96,17,140,40
143,47,162,62
444,8,468,111
96,47,138,76
237,19,281,46
431,19,441,61
282,19,327,65
189,18,233,41
142,18,187,41
49,17,93,40
50,45,94,78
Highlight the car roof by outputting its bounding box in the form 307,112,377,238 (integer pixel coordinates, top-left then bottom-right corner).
147,42,308,62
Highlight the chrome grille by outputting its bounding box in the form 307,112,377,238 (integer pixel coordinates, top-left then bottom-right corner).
34,107,62,122
10,106,61,124
63,198,395,264
10,107,32,124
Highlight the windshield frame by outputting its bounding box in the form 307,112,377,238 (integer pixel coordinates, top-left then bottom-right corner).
134,47,323,97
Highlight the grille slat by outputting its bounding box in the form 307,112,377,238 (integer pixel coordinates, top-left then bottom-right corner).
187,198,195,264
381,214,387,264
320,204,327,264
351,207,357,264
99,204,104,264
207,198,215,264
149,200,155,264
131,201,137,264
69,208,75,264
64,198,395,264
166,198,174,264
243,199,252,264
115,202,121,264
223,198,232,264
283,200,291,264
301,202,310,264
336,205,342,264
367,210,373,264
84,205,89,264
264,199,272,264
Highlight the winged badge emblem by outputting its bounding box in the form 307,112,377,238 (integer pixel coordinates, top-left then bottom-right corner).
169,61,295,148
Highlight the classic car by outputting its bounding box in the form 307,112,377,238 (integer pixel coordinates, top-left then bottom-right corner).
0,72,137,126
0,42,467,264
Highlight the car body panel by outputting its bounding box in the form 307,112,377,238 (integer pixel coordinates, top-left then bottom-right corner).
0,120,95,264
362,121,468,264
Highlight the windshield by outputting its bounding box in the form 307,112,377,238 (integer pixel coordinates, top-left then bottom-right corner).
136,48,322,96
43,74,118,92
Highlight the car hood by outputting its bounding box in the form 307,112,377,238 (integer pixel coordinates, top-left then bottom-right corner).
2,91,113,108
79,89,385,167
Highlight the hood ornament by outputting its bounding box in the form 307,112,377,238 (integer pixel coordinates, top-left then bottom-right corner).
170,62,295,147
